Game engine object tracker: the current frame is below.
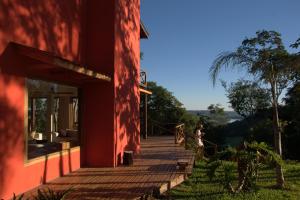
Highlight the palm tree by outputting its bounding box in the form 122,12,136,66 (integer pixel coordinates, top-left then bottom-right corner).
209,30,293,188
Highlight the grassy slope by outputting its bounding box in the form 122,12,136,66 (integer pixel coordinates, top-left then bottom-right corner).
169,161,300,200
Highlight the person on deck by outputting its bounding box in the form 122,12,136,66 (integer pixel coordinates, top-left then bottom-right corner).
195,122,205,159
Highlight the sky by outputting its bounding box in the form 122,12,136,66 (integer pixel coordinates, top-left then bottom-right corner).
140,0,300,110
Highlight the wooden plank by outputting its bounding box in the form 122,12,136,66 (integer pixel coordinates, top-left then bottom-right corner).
139,88,152,95
22,136,195,200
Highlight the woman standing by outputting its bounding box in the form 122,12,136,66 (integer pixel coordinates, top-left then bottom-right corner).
195,122,205,159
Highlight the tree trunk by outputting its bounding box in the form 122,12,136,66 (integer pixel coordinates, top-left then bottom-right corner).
271,84,285,188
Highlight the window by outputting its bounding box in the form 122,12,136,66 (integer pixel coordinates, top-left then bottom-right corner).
26,79,80,160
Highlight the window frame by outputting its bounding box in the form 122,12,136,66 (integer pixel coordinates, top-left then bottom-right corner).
23,78,81,165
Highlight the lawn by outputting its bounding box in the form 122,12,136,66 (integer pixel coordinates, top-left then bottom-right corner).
169,161,300,200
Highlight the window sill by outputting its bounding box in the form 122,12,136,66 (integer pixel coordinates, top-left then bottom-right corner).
24,146,80,167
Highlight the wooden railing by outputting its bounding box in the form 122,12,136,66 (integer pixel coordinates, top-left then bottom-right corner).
175,123,185,145
185,134,218,157
150,120,186,146
149,120,218,156
150,120,176,135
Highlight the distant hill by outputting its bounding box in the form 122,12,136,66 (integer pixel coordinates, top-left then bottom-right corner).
188,110,242,121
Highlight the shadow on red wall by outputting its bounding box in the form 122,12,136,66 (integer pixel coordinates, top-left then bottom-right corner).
115,0,140,159
0,0,85,193
0,0,83,62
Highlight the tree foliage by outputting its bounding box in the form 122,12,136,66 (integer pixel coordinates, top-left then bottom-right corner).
145,81,198,136
290,37,300,50
223,80,271,117
282,82,300,160
11,187,71,200
209,30,297,187
210,30,292,95
207,142,283,193
208,103,225,115
146,81,185,123
206,104,229,125
290,37,300,79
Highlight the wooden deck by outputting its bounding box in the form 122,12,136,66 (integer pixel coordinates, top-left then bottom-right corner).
25,136,195,199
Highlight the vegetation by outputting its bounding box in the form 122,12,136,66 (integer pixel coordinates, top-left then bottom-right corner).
206,104,229,125
32,98,47,133
146,81,185,125
10,188,71,200
195,104,230,149
207,142,282,193
290,37,300,50
169,161,300,200
282,82,300,160
209,30,299,187
143,32,300,198
222,80,270,118
145,81,198,138
12,193,27,200
173,31,300,199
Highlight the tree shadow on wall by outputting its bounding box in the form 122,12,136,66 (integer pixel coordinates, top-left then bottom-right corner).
0,1,88,198
0,0,84,62
115,0,141,155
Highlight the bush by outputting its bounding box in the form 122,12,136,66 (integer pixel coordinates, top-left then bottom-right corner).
206,142,283,193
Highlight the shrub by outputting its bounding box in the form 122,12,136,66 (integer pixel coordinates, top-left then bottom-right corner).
206,141,283,193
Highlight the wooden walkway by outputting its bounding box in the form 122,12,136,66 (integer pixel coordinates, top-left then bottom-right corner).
25,136,195,199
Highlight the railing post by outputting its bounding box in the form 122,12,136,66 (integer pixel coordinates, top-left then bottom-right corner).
143,94,148,139
174,124,185,146
174,126,178,144
183,125,187,150
151,123,154,136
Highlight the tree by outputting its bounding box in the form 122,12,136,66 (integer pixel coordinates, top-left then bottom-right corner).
207,104,229,125
145,81,198,136
208,103,225,115
290,37,300,50
146,81,185,124
223,80,271,117
281,82,300,160
290,38,300,79
209,30,295,187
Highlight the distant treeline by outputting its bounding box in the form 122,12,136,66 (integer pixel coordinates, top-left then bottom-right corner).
188,110,242,120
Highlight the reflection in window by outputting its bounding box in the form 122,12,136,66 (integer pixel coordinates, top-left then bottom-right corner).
28,98,47,133
27,79,79,160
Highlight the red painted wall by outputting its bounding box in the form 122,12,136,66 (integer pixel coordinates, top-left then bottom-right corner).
0,0,83,62
0,0,142,198
114,0,141,164
81,0,141,166
80,0,116,167
0,1,84,199
81,83,115,167
0,74,81,200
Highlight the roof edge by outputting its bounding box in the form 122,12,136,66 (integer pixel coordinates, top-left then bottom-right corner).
140,21,149,39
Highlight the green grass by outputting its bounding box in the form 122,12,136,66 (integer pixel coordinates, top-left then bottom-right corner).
169,161,300,200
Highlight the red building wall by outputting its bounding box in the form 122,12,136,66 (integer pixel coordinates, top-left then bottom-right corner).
114,0,141,163
0,0,83,62
81,0,141,166
0,73,81,199
0,1,83,199
80,0,116,167
0,0,141,198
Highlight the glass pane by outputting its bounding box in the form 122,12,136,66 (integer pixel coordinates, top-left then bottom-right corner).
27,79,80,160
